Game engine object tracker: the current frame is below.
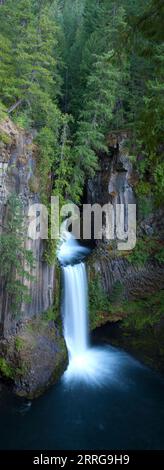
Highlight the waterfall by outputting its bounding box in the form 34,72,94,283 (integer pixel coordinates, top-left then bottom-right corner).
57,229,133,385
57,231,90,363
62,262,88,359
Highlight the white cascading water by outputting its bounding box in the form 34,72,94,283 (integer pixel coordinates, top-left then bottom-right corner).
57,228,141,385
57,229,90,373
63,262,88,359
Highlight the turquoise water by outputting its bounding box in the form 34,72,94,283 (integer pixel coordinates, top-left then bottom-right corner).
0,344,164,450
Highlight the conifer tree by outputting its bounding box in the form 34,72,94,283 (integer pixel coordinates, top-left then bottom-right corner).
0,195,34,324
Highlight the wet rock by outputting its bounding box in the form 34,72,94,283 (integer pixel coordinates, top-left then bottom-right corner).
0,318,67,399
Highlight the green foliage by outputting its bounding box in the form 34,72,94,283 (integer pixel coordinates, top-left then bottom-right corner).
0,0,163,208
0,1,60,111
127,238,155,266
0,0,68,204
0,130,11,145
122,290,164,331
137,195,154,219
127,1,164,204
43,307,58,323
0,194,34,315
57,0,163,207
0,357,14,379
154,162,164,204
136,181,151,196
59,1,130,190
154,246,164,264
0,0,163,287
89,273,110,329
13,111,32,130
89,266,164,331
0,1,163,348
110,281,124,304
15,336,25,352
74,51,120,179
0,102,7,122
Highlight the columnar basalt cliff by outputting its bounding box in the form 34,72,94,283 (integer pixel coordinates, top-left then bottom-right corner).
87,131,164,312
0,119,67,397
0,119,55,334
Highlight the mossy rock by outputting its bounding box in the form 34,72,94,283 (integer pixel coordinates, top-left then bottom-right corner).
0,130,12,145
0,357,14,379
0,317,67,399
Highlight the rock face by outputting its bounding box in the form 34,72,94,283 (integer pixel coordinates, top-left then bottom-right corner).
0,318,67,399
87,131,136,225
0,119,67,397
0,119,55,336
87,131,164,300
89,251,164,300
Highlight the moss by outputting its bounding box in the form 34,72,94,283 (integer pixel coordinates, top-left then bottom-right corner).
110,281,124,303
43,306,61,327
135,181,151,196
126,238,161,266
15,336,26,352
25,307,60,334
43,308,56,323
0,315,67,399
44,239,58,266
13,111,32,130
0,103,7,123
121,290,164,331
0,130,12,145
14,319,67,399
98,290,164,332
88,255,164,332
89,271,111,329
154,246,164,264
0,357,14,379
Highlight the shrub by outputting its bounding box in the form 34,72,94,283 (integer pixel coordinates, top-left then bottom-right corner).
15,336,25,352
0,357,13,379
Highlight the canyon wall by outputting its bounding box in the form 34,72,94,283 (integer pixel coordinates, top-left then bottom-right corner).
0,119,55,336
0,119,67,398
87,131,164,299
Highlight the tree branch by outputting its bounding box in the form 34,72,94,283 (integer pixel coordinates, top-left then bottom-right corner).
7,99,23,114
